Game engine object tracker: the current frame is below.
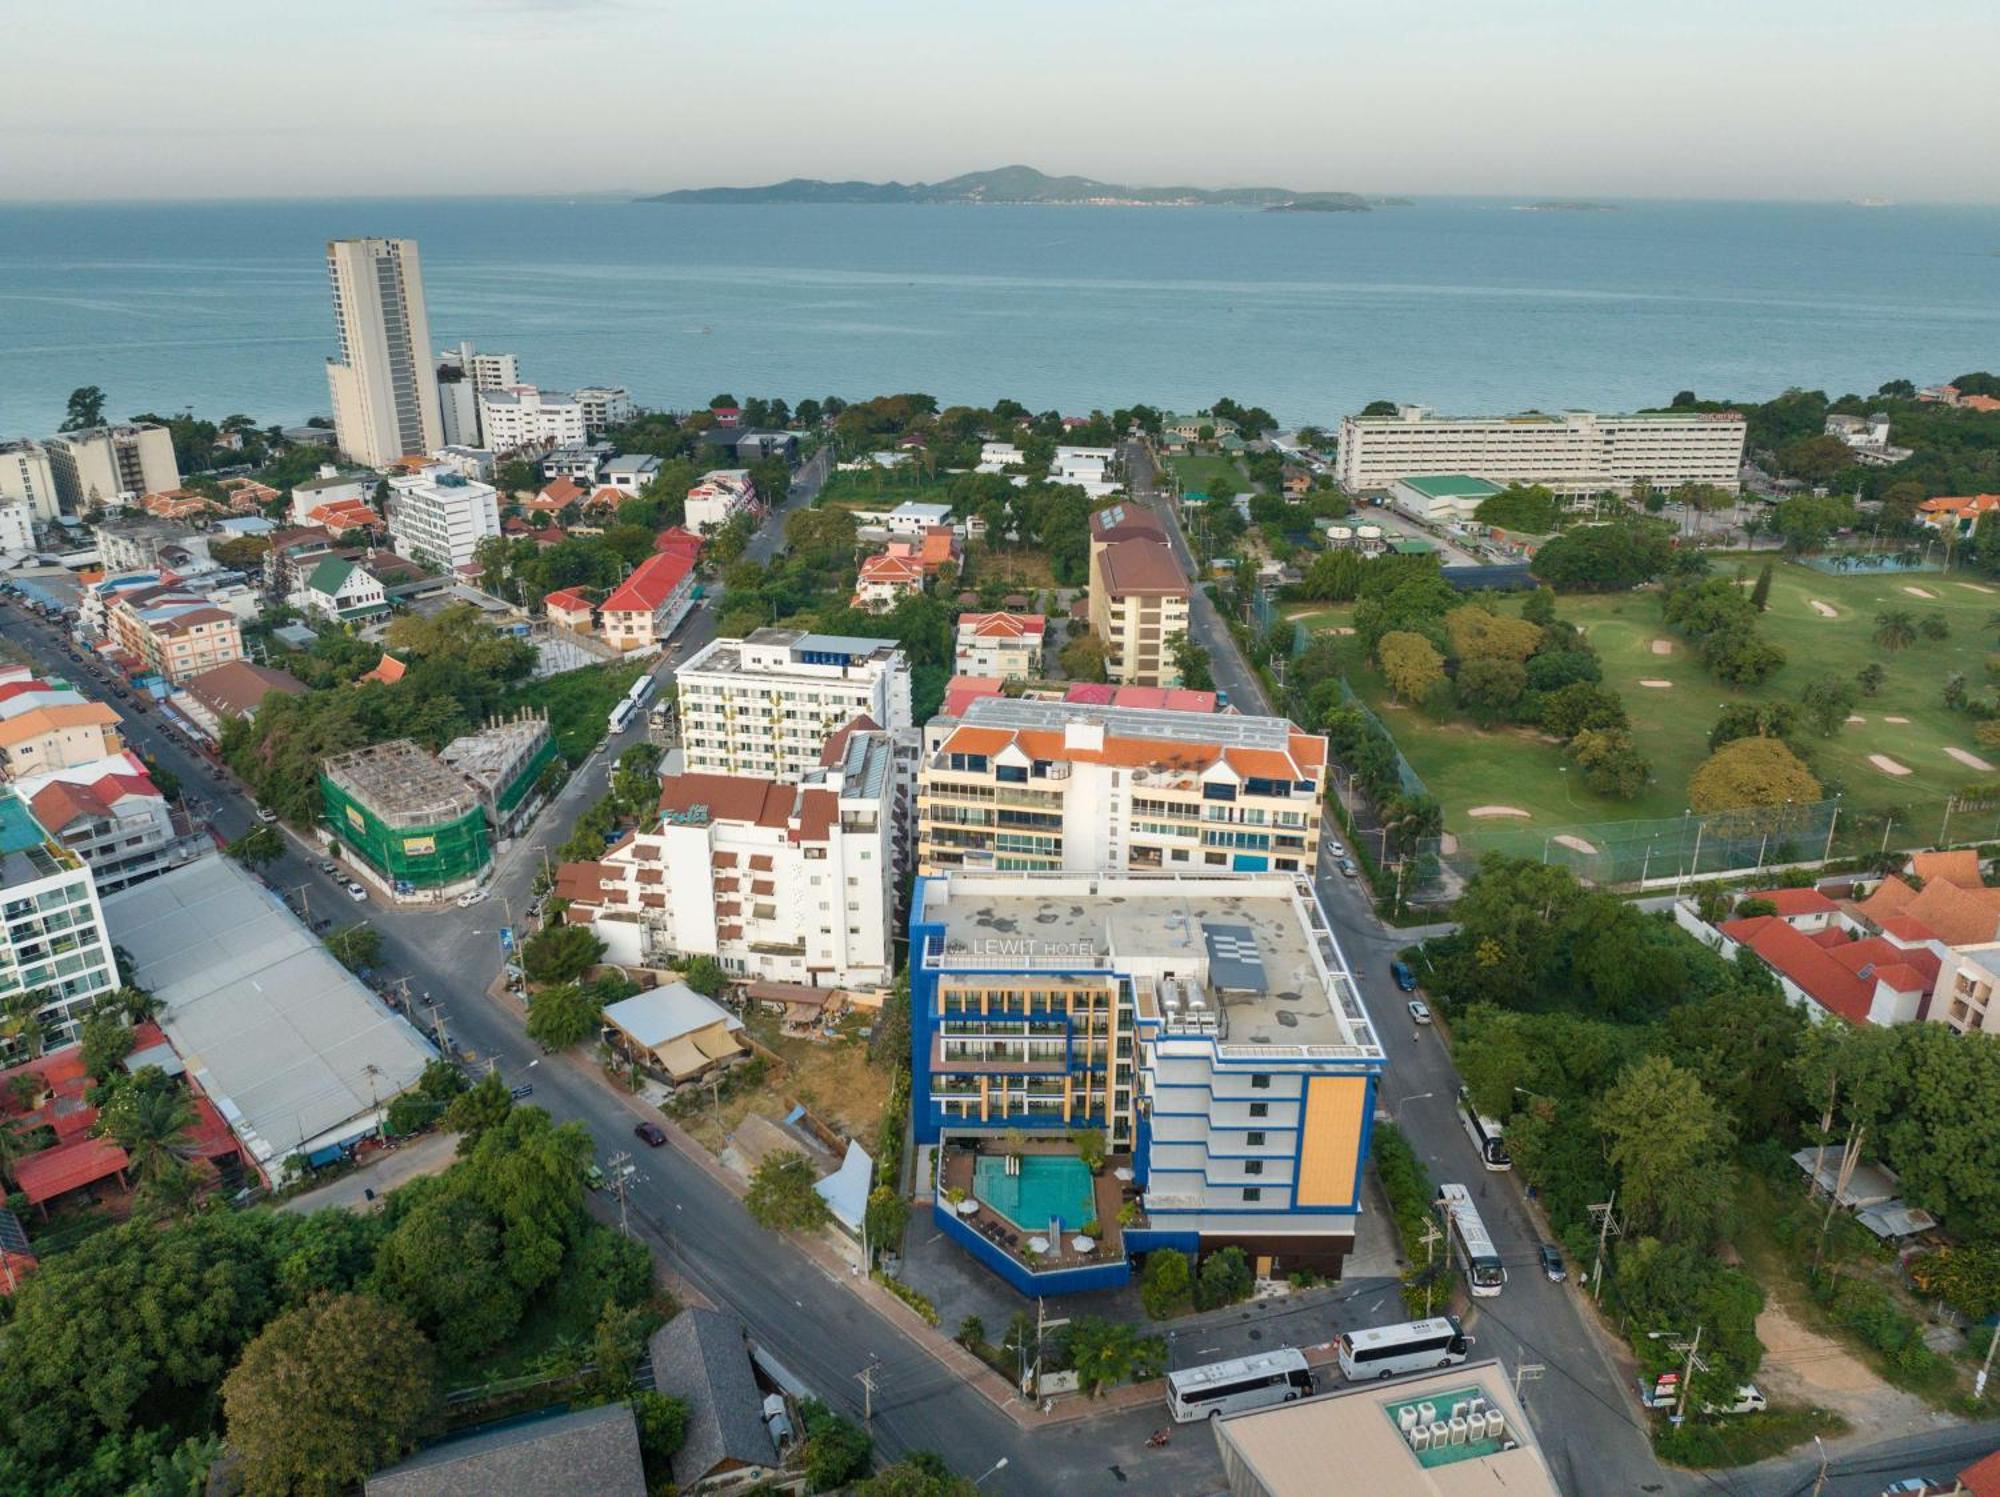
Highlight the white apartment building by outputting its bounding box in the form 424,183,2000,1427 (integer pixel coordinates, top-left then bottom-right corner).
0,439,61,521
477,386,586,453
575,386,635,437
558,724,898,990
0,502,33,555
45,424,182,511
385,468,501,571
17,753,199,894
684,469,759,532
953,612,1046,679
675,629,912,783
918,696,1327,876
1334,405,1747,496
0,789,120,1056
439,340,519,391
287,467,374,525
324,238,444,470
910,869,1383,1279
435,342,520,448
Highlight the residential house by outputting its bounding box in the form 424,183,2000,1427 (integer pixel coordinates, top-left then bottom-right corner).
684,470,760,533
287,469,374,525
600,454,658,494
647,1310,792,1494
262,526,338,597
598,551,697,652
597,983,747,1085
852,549,925,611
953,612,1046,678
544,588,595,632
1916,494,2000,539
0,672,124,777
106,589,245,685
1676,889,1943,1026
171,660,307,744
367,1403,645,1497
538,442,615,485
18,753,199,892
292,556,389,623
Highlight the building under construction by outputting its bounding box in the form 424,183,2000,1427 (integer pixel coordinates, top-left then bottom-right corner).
320,739,490,896
441,712,558,840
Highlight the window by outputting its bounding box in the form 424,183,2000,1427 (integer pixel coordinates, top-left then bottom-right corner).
1249,1102,1268,1119
1245,1160,1264,1176
1243,1187,1263,1203
1250,1074,1270,1089
1246,1130,1265,1146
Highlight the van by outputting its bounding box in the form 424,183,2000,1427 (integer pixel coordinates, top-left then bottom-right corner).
1699,1384,1766,1416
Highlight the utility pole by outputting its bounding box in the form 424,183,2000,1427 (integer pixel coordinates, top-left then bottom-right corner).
1808,1435,1830,1497
1418,1218,1444,1318
1668,1325,1707,1426
1977,1318,2000,1402
1512,1363,1545,1398
854,1359,880,1425
1815,1123,1865,1274
608,1151,638,1237
1033,1297,1069,1400
1587,1193,1621,1304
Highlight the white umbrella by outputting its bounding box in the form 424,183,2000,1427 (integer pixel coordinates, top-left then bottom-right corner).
1027,1236,1050,1254
1113,1167,1134,1182
1072,1235,1095,1253
957,1198,980,1215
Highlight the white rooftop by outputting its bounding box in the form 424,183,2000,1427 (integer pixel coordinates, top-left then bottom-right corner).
101,856,436,1166
602,981,744,1048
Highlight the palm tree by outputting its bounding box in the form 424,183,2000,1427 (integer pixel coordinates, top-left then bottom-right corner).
0,990,50,1063
99,1075,200,1211
1874,610,1918,653
112,986,160,1025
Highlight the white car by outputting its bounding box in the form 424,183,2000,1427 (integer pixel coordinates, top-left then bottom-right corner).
1699,1384,1767,1416
344,881,368,903
1407,999,1432,1025
1327,839,1347,858
456,889,490,908
254,807,278,824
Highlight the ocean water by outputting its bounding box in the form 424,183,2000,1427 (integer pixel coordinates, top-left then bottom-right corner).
1,196,1998,434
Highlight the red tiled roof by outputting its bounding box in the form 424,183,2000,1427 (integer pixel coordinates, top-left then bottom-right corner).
1860,875,2000,947
959,612,1046,640
536,477,584,509
655,526,704,558
601,551,694,614
1910,849,1983,889
13,1136,129,1206
819,713,881,766
1877,914,1939,942
586,486,624,510
1962,395,2000,414
28,770,159,834
360,653,406,686
1090,504,1166,543
554,859,611,908
792,787,837,844
544,588,593,614
659,772,793,830
1720,916,1936,1025
942,677,1005,716
1748,888,1838,918
1961,1447,2000,1497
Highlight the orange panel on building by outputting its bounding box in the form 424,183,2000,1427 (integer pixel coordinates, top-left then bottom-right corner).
1295,1075,1368,1208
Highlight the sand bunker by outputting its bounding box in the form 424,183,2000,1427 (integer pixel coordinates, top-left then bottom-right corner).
1650,639,1673,655
1329,626,1357,636
1870,754,1913,777
1947,746,1997,772
1638,679,1673,688
1809,600,1838,618
1553,834,1599,854
1884,715,1911,724
1845,714,1867,725
1468,805,1531,819
1958,582,1997,595
1902,585,1938,599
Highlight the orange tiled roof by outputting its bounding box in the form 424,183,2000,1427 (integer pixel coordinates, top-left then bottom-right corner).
359,653,406,686
1909,849,1983,889
601,551,694,614
934,718,1325,780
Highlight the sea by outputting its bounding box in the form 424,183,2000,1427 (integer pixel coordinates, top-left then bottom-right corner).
2,195,1998,434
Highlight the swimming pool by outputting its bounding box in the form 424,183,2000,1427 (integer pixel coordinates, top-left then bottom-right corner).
973,1154,1096,1233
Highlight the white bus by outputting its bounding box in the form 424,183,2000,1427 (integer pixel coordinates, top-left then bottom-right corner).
1437,1183,1507,1297
1165,1348,1314,1423
1458,1087,1512,1172
625,674,656,710
607,698,637,735
1338,1317,1471,1382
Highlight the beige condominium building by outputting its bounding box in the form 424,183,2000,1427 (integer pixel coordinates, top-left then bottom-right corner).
0,439,62,521
1086,503,1189,686
1335,404,1747,496
325,238,443,469
918,695,1327,876
45,425,182,512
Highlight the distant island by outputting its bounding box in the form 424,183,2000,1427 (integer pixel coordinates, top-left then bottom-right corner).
1513,200,1620,213
642,164,1377,212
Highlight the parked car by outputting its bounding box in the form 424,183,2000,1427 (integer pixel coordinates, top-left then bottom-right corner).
1539,1242,1566,1282
1876,1481,1946,1496
1336,857,1359,879
255,806,277,824
1390,960,1418,992
344,881,368,903
456,889,489,908
1407,998,1432,1025
583,1163,606,1190
1699,1384,1766,1416
634,1121,668,1147
1326,839,1347,858
318,860,337,875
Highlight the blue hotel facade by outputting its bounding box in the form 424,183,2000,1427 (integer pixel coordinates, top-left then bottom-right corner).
911,870,1385,1294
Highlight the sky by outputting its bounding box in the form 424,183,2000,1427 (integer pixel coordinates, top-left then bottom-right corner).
4,0,1998,203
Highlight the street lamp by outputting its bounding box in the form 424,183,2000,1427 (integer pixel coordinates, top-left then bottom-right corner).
973,1457,1009,1487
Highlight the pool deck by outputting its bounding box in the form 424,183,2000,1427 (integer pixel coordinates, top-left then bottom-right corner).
940,1143,1130,1273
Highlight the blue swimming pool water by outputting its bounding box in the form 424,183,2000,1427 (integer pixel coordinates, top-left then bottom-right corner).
974,1154,1095,1233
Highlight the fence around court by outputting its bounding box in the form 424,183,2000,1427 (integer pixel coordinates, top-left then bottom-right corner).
1421,786,2000,893
1336,678,1432,800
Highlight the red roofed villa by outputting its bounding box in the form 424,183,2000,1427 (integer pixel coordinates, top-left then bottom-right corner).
1679,888,1943,1027
599,551,697,652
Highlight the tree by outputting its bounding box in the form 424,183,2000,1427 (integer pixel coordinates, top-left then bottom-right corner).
78,1009,135,1082
1196,1246,1254,1310
1857,661,1887,697
1140,1249,1194,1318
1455,657,1527,724
1377,631,1444,704
1444,605,1542,664
857,1453,979,1497
679,955,730,998
521,923,604,985
800,1399,872,1492
744,1150,831,1233
1909,1245,2000,1321
1167,632,1215,692
631,1390,689,1484
1689,736,1822,813
1749,561,1774,612
864,1185,908,1257
441,1070,513,1150
95,1066,201,1211
1596,1055,1734,1242
227,825,283,869
1800,675,1860,736
1059,632,1109,683
60,385,107,431
323,923,380,973
222,1293,439,1497
1874,609,1918,652
1538,682,1627,740
1770,491,1855,551
525,982,603,1051
1708,700,1803,753
1566,727,1651,799
1064,1316,1152,1396
1360,400,1400,418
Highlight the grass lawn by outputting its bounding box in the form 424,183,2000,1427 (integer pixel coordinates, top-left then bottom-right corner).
1168,453,1255,501
1300,561,2000,837
507,658,645,763
678,1011,894,1156
815,468,958,511
966,540,1061,591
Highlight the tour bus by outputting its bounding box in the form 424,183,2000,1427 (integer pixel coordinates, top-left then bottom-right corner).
1458,1086,1512,1171
625,673,656,710
1338,1317,1472,1382
607,698,637,735
1437,1182,1507,1297
1164,1348,1314,1423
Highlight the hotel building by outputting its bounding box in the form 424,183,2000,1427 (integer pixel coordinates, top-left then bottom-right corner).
911,869,1384,1281
324,238,443,469
1335,405,1746,496
917,696,1326,877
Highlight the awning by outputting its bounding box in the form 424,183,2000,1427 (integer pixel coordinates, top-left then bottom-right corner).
655,1036,711,1082
690,1026,745,1064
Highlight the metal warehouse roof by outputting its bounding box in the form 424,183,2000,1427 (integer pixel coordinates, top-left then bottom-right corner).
101,856,436,1167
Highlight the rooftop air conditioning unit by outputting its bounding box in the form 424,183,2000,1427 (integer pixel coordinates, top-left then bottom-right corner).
1397,1407,1420,1433
1448,1416,1468,1445
1485,1411,1507,1441
1427,1422,1450,1449
1409,1425,1431,1452
1417,1402,1437,1425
